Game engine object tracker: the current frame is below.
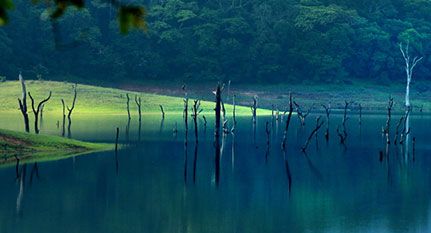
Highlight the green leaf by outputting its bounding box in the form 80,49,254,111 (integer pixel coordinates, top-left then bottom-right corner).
0,0,14,25
118,6,147,34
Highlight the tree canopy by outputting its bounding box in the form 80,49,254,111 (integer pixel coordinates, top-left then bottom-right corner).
0,0,429,84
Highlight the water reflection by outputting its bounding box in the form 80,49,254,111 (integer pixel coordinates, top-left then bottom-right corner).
0,113,430,233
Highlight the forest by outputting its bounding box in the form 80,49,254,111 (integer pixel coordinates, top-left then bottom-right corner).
1,0,430,84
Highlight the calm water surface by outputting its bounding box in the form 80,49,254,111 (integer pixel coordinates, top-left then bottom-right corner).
0,112,430,233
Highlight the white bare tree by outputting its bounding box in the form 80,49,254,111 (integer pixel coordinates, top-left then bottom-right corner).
399,42,423,109
399,42,423,160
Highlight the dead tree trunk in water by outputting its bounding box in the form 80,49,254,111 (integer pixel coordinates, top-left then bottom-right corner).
159,105,165,119
115,127,119,153
294,101,311,126
251,95,258,124
135,95,142,122
40,104,45,121
192,100,202,143
126,93,131,120
399,107,411,145
281,93,293,150
66,84,77,136
183,97,189,133
383,97,394,144
28,91,52,134
18,73,30,132
336,101,350,144
393,116,404,145
232,95,237,125
301,116,324,153
321,104,331,141
202,115,207,128
214,83,222,187
61,99,66,136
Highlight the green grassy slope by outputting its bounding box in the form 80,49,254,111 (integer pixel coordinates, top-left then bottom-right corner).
0,128,113,165
0,80,271,115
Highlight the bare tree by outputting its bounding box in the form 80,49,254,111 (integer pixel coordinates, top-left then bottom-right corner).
251,95,258,124
232,94,237,125
214,83,222,187
61,99,66,136
294,101,311,126
383,97,394,144
393,115,404,145
126,93,131,120
67,84,77,121
301,116,324,153
399,42,422,157
159,105,165,119
28,91,52,134
281,93,293,150
63,84,77,136
399,42,423,109
336,101,350,144
192,100,202,143
17,73,30,132
135,95,142,122
321,104,331,141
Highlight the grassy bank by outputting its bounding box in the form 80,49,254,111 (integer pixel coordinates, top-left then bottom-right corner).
119,79,431,113
0,129,114,165
0,80,271,115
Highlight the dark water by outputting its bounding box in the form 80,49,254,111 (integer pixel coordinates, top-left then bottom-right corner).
0,113,431,233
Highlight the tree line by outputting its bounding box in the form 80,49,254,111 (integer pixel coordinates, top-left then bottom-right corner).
0,0,430,85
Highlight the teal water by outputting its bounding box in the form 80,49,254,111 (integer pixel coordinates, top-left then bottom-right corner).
0,113,430,233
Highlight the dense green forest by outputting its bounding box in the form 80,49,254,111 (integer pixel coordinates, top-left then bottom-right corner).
0,0,430,84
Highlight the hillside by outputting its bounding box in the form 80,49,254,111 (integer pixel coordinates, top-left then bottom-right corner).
0,80,270,116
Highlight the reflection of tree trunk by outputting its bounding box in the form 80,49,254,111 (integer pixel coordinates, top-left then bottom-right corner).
183,97,189,184
183,132,188,184
16,164,27,216
29,163,39,186
283,151,292,195
265,121,270,163
115,128,119,174
231,132,235,171
159,118,165,134
404,114,410,163
138,120,142,142
193,143,198,184
125,119,130,143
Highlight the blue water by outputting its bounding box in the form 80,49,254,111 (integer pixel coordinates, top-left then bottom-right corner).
0,113,430,233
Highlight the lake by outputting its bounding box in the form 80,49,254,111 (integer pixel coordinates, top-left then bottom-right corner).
0,112,430,233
